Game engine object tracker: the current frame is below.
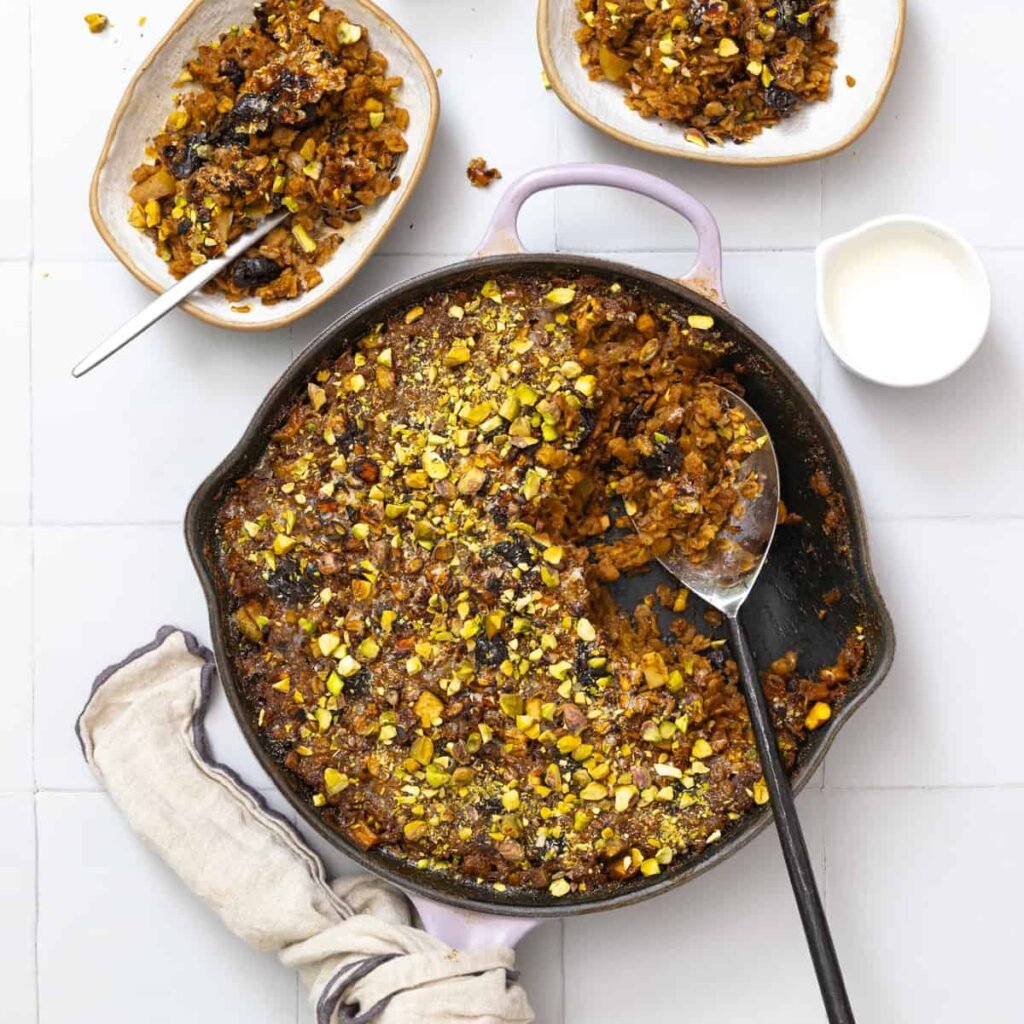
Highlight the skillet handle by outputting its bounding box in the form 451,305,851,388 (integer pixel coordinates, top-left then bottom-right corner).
408,893,539,949
473,163,725,304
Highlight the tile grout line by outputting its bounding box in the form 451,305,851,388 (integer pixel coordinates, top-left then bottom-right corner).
32,787,40,1024
34,244,1024,268
26,1,39,1015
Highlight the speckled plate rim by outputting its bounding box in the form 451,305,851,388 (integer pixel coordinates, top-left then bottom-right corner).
89,0,440,332
185,167,896,918
537,0,906,166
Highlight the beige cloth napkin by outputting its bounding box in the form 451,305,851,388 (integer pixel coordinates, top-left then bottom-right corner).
76,627,534,1024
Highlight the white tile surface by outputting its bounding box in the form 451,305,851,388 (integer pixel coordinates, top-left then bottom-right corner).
0,794,36,1024
375,0,558,256
36,792,297,1024
0,263,31,524
32,263,295,524
12,2,1024,1021
5,0,31,260
819,251,1024,519
827,519,1024,789
0,528,33,792
554,109,823,253
32,524,271,792
30,2,181,262
825,788,1024,1024
565,789,826,1024
822,3,1024,247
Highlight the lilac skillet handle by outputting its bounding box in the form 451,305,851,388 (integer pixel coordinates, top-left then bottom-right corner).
473,163,725,305
409,893,539,949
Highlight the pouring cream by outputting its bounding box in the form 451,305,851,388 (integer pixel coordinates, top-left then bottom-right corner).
816,216,991,387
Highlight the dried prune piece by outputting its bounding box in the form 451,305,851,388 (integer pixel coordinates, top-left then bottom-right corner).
542,833,567,857
567,404,596,451
217,91,272,143
707,645,728,670
690,0,728,27
253,1,273,33
266,556,317,605
640,438,683,479
232,256,284,290
345,667,372,699
574,640,600,691
619,404,647,439
166,132,213,179
777,0,814,37
261,735,293,764
294,103,322,129
219,59,246,89
333,423,368,454
268,71,317,125
488,538,535,568
477,796,503,818
486,499,509,528
475,635,508,668
764,85,798,112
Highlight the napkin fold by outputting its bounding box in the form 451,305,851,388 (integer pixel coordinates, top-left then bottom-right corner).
76,627,534,1024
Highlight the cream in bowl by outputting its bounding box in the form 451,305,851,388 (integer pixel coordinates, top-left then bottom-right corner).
816,216,991,387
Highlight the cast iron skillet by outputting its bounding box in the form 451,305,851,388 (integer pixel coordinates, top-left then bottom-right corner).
186,164,895,923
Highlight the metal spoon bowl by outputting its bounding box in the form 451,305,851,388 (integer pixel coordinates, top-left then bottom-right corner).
635,383,855,1024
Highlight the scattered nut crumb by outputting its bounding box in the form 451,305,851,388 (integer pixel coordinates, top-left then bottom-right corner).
466,157,502,188
138,15,147,27
777,499,804,526
84,13,109,33
845,74,857,88
541,69,551,89
231,304,253,314
434,67,443,78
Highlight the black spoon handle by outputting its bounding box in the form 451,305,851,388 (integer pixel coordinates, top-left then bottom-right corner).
726,614,855,1024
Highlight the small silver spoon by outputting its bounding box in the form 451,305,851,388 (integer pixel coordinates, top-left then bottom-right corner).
71,211,289,379
634,383,855,1024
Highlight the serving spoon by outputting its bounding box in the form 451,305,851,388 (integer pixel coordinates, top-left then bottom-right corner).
71,211,289,379
635,383,855,1024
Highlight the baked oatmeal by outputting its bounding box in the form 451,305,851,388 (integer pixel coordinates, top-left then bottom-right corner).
214,272,863,896
575,0,838,146
127,0,408,305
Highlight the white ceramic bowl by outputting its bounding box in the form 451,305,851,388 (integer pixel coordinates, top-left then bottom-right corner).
816,216,992,388
538,0,905,166
90,0,439,331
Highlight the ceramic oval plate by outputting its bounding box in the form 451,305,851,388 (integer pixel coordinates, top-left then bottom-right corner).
538,0,905,166
90,0,439,331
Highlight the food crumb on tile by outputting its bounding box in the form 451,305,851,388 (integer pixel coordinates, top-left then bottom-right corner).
466,157,502,188
84,13,109,33
846,74,857,87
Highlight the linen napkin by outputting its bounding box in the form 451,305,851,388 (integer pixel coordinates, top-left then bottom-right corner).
76,626,534,1024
